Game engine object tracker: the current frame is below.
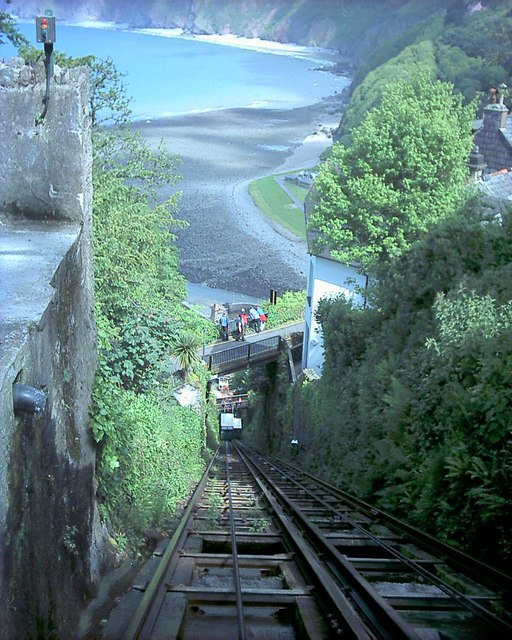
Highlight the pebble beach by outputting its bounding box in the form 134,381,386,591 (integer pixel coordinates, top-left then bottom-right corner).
136,96,342,301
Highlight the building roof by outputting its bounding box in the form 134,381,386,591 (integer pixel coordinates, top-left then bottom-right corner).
478,170,512,211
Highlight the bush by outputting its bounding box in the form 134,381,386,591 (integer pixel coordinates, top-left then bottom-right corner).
262,290,306,329
96,390,204,537
250,208,512,571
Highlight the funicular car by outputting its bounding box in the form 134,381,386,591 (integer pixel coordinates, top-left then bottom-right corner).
219,412,243,441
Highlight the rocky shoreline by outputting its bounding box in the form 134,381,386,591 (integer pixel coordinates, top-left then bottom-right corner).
137,95,342,299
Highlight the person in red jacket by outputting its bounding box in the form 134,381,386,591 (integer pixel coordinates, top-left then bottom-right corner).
240,309,249,341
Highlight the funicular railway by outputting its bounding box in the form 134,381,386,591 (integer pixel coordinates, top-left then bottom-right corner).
103,442,512,640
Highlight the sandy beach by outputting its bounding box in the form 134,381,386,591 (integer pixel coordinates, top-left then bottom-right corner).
136,96,341,300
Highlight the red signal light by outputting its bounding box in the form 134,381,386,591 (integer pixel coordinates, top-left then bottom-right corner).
36,15,55,43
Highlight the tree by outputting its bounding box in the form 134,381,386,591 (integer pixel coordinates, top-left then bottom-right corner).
92,167,185,322
54,54,131,127
0,11,29,48
309,68,476,269
340,41,440,143
51,54,131,127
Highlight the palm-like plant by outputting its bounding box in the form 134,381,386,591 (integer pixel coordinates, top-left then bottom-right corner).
170,329,201,382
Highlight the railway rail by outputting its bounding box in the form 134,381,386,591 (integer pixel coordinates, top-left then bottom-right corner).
103,443,512,639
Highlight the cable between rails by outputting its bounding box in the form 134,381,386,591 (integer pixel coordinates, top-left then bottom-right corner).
225,441,247,640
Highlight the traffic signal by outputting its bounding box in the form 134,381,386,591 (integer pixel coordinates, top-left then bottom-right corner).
36,16,56,43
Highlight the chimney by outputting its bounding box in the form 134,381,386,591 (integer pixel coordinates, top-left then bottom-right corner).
468,144,486,182
482,83,508,130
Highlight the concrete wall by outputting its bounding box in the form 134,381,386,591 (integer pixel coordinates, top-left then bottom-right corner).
0,57,106,638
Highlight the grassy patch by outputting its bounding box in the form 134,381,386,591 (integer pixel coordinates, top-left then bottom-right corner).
285,181,309,204
249,175,306,241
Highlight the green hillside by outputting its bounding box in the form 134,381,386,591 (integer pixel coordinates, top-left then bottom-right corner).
338,0,512,142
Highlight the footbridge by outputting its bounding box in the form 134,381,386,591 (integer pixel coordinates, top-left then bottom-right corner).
202,321,304,375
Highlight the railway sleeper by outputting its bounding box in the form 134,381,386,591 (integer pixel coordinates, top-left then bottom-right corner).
151,594,329,640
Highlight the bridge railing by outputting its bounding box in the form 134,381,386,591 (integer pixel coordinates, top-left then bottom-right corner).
216,394,249,411
204,336,281,373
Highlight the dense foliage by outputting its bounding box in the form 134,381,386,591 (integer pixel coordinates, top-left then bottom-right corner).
262,290,306,330
92,145,184,319
310,71,475,269
94,391,205,538
266,207,512,570
249,1,512,567
91,110,215,542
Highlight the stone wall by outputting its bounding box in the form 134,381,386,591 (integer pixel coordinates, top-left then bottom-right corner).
0,57,106,638
0,57,91,222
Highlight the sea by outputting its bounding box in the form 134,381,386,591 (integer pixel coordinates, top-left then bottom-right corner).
2,20,348,120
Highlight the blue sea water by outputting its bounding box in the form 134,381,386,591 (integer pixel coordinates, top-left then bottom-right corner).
2,21,348,120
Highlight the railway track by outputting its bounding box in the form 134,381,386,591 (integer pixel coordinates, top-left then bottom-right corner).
102,443,512,639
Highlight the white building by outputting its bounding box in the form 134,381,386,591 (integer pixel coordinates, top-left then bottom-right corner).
302,203,368,375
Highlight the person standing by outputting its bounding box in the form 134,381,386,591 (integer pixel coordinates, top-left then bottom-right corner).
234,314,243,341
256,306,266,331
219,312,229,341
249,307,260,332
240,309,249,341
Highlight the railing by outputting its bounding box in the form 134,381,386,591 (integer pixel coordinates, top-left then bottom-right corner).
204,336,281,373
217,394,250,411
